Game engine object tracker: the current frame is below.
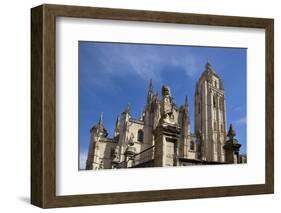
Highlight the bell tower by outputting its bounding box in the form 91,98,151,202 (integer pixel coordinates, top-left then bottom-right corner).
195,62,227,162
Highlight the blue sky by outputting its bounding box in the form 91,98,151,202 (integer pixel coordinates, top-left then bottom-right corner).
79,41,247,169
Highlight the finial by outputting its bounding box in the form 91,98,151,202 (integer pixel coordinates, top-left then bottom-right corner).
149,79,152,91
185,96,188,107
98,112,104,131
205,59,211,70
147,79,153,104
99,112,103,124
227,124,236,139
98,112,103,129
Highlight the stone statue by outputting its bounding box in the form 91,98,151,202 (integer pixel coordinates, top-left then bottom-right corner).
160,85,175,124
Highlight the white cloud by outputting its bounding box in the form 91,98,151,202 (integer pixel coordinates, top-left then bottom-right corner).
235,116,246,125
87,44,200,84
234,106,245,111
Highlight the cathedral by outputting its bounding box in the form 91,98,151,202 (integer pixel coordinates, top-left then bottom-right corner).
85,62,246,170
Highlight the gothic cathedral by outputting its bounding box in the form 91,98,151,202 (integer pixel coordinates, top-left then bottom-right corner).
85,62,246,170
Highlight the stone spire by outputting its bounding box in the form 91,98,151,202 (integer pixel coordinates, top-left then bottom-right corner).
149,78,152,91
86,112,108,170
99,112,103,124
98,112,103,131
227,124,236,140
122,103,131,123
115,115,120,127
147,79,153,104
205,59,211,69
184,96,190,124
204,60,216,74
180,96,190,136
90,112,108,137
185,95,188,108
224,124,241,163
114,115,120,137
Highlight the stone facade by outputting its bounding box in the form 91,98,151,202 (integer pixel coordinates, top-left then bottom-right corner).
85,62,246,170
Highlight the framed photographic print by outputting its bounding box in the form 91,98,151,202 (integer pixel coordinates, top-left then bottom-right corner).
31,4,274,208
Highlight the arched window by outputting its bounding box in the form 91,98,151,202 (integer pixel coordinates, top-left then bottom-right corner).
137,130,144,142
213,95,216,108
190,140,195,151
